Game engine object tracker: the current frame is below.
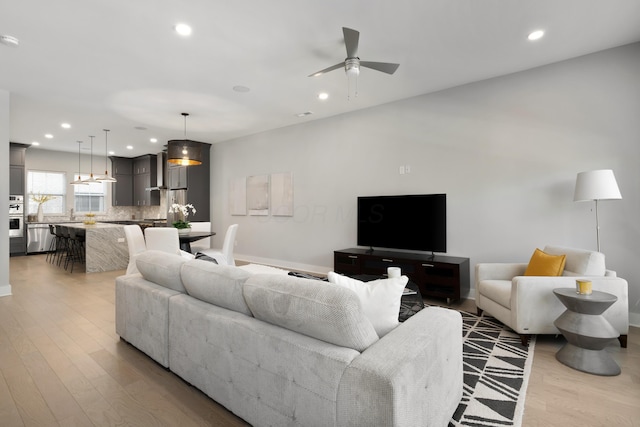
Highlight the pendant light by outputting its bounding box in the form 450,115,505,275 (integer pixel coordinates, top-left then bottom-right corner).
167,112,203,166
71,141,89,185
96,129,117,182
82,135,99,183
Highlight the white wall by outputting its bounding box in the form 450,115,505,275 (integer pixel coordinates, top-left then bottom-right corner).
210,43,640,323
1,89,11,296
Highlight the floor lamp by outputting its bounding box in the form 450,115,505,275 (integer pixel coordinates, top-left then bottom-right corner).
573,169,622,252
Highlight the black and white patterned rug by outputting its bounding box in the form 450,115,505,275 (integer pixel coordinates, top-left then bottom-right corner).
449,310,536,427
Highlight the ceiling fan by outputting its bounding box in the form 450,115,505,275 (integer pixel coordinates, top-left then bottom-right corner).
309,27,400,79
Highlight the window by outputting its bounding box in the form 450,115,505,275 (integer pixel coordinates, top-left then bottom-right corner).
27,170,66,214
74,175,107,213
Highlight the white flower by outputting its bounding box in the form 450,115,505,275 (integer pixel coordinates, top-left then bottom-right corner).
169,203,196,218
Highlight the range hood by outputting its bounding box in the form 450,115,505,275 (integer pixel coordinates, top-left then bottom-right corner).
147,152,167,191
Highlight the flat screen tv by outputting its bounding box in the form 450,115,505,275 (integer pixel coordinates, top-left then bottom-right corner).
357,194,446,253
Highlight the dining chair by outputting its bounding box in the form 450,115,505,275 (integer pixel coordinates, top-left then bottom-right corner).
188,221,212,253
144,227,195,260
123,225,147,274
198,224,238,266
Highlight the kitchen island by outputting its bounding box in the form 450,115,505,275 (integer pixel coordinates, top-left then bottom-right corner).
58,222,129,273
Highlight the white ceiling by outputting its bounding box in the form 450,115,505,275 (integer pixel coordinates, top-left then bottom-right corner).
2,0,639,157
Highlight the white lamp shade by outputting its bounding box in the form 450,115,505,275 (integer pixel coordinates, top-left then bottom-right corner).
573,169,622,201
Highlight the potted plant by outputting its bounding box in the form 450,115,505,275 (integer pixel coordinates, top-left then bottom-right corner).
169,203,196,234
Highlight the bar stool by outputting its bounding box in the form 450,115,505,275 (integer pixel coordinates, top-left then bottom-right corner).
66,228,85,273
46,224,58,263
53,225,68,267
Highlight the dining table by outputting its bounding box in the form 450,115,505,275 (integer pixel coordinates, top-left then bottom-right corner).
178,231,216,254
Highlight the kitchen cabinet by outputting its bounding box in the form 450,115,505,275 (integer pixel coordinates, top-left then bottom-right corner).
111,157,133,175
110,155,159,206
134,156,152,175
110,157,133,206
9,143,26,195
10,166,24,195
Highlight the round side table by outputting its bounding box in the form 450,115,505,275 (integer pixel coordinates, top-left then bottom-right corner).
553,288,620,376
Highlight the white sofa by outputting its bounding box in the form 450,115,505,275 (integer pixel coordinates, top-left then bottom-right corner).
475,245,629,347
115,250,463,427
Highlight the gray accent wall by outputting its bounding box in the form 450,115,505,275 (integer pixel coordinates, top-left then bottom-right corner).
210,43,640,324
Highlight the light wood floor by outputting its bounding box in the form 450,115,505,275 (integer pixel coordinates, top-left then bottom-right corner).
3,255,639,426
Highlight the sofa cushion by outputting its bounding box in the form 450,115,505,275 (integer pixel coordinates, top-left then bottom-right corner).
136,250,188,293
544,245,606,276
524,248,566,276
327,272,407,337
181,259,253,316
243,274,379,352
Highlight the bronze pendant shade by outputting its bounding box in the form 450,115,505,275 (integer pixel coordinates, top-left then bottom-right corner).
167,113,203,166
167,139,203,166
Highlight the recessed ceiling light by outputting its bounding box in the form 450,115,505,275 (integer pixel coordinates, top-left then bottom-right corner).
61,123,71,129
150,138,158,143
0,35,19,47
44,134,53,139
174,23,192,36
318,92,329,100
31,141,40,146
233,85,250,93
126,145,134,150
108,151,115,155
528,30,545,41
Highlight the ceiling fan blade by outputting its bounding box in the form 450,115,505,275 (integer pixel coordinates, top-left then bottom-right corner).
360,61,400,75
308,62,344,77
342,27,359,58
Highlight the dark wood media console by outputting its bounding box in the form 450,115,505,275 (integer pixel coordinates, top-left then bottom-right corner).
334,248,470,303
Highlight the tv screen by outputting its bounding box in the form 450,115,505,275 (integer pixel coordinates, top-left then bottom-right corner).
357,194,446,253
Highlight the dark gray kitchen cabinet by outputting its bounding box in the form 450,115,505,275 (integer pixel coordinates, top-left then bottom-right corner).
110,157,133,206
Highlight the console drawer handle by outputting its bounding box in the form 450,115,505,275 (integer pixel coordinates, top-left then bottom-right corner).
348,255,358,259
422,263,434,268
382,259,394,263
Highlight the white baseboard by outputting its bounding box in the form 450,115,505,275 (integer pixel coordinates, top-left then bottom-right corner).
0,284,12,297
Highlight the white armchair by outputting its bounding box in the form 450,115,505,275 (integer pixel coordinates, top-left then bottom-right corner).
475,245,628,347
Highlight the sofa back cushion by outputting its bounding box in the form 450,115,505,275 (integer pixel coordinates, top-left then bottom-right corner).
181,260,253,316
136,250,188,293
544,245,606,276
243,274,379,352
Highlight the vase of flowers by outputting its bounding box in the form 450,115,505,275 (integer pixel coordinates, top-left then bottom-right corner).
169,203,196,234
30,193,55,223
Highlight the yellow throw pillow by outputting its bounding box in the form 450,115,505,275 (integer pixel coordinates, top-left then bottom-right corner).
524,248,566,276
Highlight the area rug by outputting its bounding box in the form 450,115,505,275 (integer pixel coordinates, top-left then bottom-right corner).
450,310,536,427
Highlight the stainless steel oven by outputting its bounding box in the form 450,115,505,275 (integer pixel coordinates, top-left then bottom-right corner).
9,195,24,238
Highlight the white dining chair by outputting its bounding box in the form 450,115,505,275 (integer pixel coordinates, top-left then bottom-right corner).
144,227,195,260
123,225,146,275
189,221,212,254
198,224,238,266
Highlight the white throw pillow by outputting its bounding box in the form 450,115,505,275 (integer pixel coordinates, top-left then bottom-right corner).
327,272,408,337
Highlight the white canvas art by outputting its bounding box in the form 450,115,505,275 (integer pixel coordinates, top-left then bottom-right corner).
247,174,269,216
229,177,247,216
271,172,293,216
